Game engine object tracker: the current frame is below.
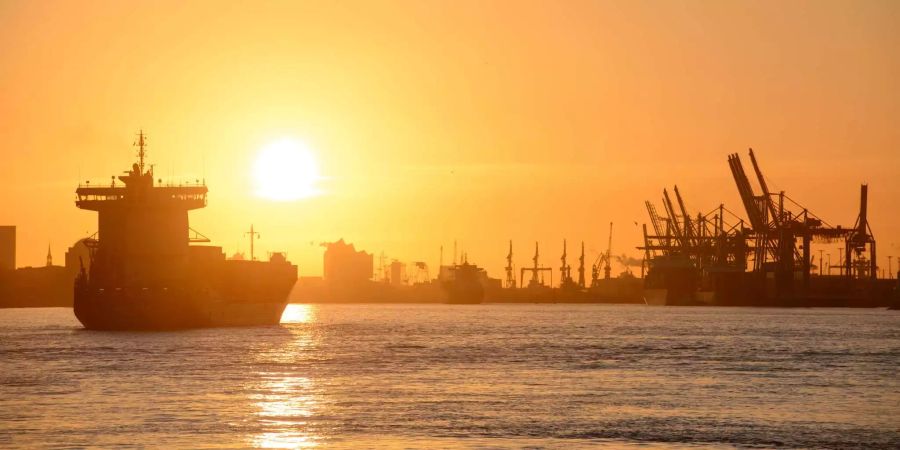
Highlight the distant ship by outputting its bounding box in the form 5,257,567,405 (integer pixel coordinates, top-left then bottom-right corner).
890,276,900,310
441,260,485,304
641,254,701,306
72,132,297,330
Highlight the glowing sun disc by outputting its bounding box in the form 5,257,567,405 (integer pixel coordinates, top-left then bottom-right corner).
253,139,322,201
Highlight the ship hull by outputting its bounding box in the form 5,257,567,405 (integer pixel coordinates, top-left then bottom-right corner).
441,263,486,305
693,290,715,305
444,287,484,304
446,297,483,305
74,286,288,330
643,288,668,306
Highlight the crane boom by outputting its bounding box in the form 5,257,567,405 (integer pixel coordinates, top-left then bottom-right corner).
646,201,663,237
748,148,780,226
674,185,694,246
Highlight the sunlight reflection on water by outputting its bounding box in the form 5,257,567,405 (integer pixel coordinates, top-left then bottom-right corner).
252,304,321,448
280,304,316,324
252,375,319,449
1,305,897,448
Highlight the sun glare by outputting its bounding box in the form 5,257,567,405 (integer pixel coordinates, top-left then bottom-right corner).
280,304,316,324
253,139,322,201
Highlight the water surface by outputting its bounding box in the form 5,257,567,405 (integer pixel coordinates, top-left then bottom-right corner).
1,305,898,448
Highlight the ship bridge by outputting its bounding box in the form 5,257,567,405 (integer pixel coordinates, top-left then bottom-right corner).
75,184,208,210
76,156,207,211
76,132,211,286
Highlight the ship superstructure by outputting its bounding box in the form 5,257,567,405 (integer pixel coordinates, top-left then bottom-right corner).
441,257,486,304
73,132,297,330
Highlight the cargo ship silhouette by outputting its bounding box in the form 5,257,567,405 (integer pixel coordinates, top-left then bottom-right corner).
73,132,297,330
441,258,485,304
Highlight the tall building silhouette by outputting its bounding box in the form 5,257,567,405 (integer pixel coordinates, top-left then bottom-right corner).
322,239,373,284
0,226,14,271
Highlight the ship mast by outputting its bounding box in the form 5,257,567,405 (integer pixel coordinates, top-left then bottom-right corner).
135,130,147,174
245,225,260,261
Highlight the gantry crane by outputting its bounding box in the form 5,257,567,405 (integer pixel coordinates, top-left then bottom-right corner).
845,185,877,279
639,148,878,305
727,149,869,297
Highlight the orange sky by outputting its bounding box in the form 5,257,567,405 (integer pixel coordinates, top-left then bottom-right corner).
1,0,898,278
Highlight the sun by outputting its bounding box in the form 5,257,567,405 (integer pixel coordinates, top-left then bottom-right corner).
253,138,322,201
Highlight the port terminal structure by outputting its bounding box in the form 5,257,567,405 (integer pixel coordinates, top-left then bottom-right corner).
639,148,888,306
487,228,642,303
504,223,617,290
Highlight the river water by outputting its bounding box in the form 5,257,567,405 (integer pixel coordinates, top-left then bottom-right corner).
1,304,898,448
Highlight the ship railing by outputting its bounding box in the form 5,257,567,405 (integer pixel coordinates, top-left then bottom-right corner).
77,180,207,188
75,192,207,202
75,193,126,202
168,193,207,201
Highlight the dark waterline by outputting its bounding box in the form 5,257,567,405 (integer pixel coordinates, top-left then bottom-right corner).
1,305,898,448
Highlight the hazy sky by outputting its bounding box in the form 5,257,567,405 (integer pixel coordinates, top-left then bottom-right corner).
1,0,898,278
